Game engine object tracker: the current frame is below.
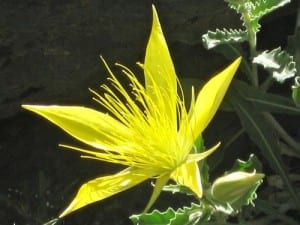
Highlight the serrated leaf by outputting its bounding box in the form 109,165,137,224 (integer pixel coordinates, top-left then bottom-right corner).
253,47,297,82
225,0,291,32
250,0,291,20
202,28,248,49
227,86,300,208
223,0,244,13
130,208,176,225
130,203,208,225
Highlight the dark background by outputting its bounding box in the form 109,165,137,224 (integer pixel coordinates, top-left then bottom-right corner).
0,0,299,224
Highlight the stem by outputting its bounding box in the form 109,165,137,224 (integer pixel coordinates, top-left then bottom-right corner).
241,2,259,87
228,44,254,84
248,32,258,85
260,75,274,91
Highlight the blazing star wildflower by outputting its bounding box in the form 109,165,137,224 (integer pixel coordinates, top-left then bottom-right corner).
22,6,241,218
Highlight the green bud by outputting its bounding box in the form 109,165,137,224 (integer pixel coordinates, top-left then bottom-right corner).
211,171,264,204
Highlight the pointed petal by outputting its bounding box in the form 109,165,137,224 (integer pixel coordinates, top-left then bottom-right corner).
22,105,131,151
59,167,153,217
143,5,177,130
189,57,241,139
187,142,220,163
171,161,202,198
143,173,170,213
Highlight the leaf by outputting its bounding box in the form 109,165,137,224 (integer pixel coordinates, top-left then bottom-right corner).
233,80,300,114
250,0,291,20
130,203,210,225
230,154,263,173
202,28,248,49
227,86,300,208
130,208,176,225
225,0,291,32
253,47,297,82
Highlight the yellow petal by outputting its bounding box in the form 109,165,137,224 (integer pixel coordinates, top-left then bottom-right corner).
143,173,170,213
143,5,177,131
171,161,202,197
22,105,131,151
187,142,220,163
189,57,241,139
59,167,153,217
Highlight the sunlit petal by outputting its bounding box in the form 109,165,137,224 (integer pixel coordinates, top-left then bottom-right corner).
171,161,202,197
22,105,132,151
188,57,241,139
143,5,177,131
59,167,154,217
143,173,170,213
187,142,220,163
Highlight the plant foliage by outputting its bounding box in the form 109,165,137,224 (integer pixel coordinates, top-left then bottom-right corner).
253,47,296,82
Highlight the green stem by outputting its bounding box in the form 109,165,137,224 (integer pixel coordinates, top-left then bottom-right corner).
260,75,274,91
228,44,254,84
241,2,259,87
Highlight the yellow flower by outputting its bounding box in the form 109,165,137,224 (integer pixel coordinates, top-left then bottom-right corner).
22,5,241,218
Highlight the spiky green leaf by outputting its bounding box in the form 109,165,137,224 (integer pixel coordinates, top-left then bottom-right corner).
202,28,248,49
130,203,210,225
250,0,291,19
130,208,176,225
225,0,291,32
253,47,296,82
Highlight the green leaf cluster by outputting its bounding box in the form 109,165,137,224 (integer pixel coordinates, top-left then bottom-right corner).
202,29,247,49
253,47,296,83
201,0,300,218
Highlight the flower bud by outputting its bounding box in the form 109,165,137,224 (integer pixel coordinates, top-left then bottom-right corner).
211,171,264,204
